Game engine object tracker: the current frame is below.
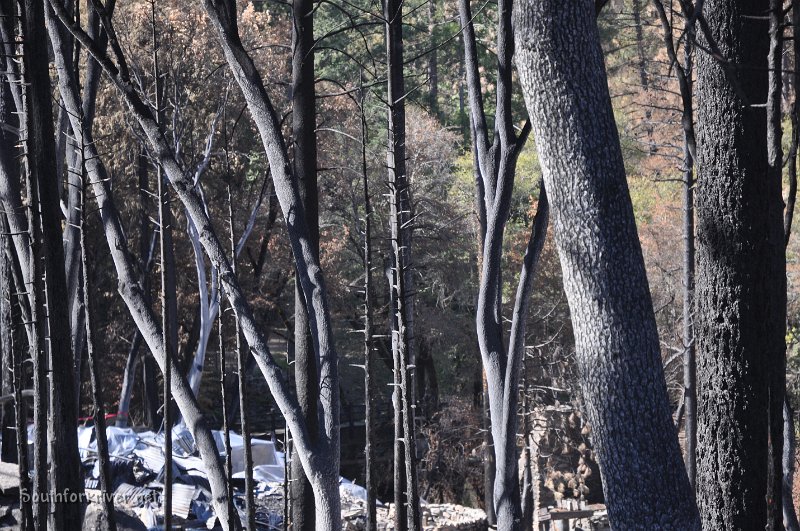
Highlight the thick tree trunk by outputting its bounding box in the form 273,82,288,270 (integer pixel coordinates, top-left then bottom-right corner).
291,0,320,526
21,0,83,527
514,0,701,527
694,0,786,528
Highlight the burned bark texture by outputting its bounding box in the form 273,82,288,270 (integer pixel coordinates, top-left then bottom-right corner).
694,0,786,528
290,0,320,526
514,0,700,528
21,0,83,527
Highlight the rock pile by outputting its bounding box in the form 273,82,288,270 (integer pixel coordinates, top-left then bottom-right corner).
339,496,487,531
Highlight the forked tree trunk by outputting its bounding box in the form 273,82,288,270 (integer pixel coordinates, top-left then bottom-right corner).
514,0,700,527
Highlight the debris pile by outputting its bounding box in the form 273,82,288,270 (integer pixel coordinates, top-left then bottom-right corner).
0,425,488,530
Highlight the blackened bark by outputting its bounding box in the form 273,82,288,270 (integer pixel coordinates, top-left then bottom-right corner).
514,0,700,528
151,7,177,523
652,0,697,488
117,149,159,428
694,0,786,527
459,0,533,526
44,2,239,524
767,0,786,526
385,0,420,527
360,84,377,531
21,0,82,527
0,86,16,465
80,161,117,531
228,183,254,531
785,402,800,531
53,2,342,525
291,0,319,526
427,0,438,118
786,0,800,246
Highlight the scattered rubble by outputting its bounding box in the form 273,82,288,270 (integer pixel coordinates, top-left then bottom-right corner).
3,425,488,530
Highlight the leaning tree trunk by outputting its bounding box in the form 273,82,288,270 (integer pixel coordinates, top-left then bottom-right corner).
513,0,701,527
44,3,240,525
694,0,786,527
290,0,320,526
20,0,83,528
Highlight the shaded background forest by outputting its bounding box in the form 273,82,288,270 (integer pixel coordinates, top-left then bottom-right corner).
62,0,800,509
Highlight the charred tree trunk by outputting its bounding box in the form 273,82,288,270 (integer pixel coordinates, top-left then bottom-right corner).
291,0,320,526
652,0,698,489
514,0,701,527
359,82,378,531
427,0,438,118
228,182,254,531
117,148,159,428
80,154,117,531
54,1,343,526
384,0,420,528
44,2,241,525
0,82,16,466
21,0,83,527
693,0,786,527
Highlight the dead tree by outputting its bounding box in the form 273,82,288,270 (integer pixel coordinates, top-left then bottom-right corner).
384,0,419,528
290,0,320,525
514,0,700,527
79,143,117,531
458,0,555,528
693,0,785,526
228,181,255,530
44,2,240,525
21,0,83,527
651,0,697,488
52,1,344,525
359,80,378,531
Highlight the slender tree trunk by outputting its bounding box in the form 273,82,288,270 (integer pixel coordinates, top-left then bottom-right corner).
44,4,239,525
768,1,787,527
217,275,236,529
360,81,377,531
228,183,254,531
459,0,535,526
0,84,16,465
117,149,159,428
8,224,32,530
785,402,800,531
291,0,320,525
784,4,800,530
652,0,698,489
514,0,701,527
427,0,438,118
385,0,420,527
693,0,786,527
80,153,117,531
21,0,83,526
151,5,177,523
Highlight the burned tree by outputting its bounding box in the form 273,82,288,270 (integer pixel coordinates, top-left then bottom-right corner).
514,0,700,527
